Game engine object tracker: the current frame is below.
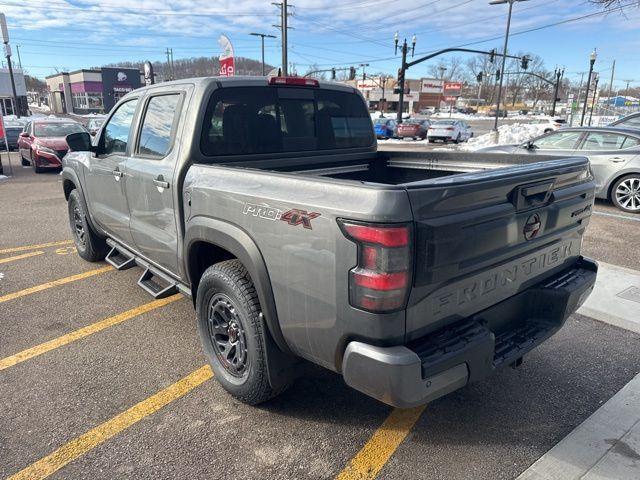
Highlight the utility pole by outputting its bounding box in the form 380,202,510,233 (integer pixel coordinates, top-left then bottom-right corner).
15,43,21,69
165,48,172,81
489,0,527,133
250,33,276,76
608,59,615,106
588,73,599,126
272,1,292,75
394,32,416,124
580,49,597,126
551,67,564,117
0,14,19,118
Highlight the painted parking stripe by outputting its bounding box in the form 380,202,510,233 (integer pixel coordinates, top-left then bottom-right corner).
7,365,213,480
335,406,426,480
0,251,45,264
0,266,114,304
0,240,74,255
592,210,640,223
0,294,182,371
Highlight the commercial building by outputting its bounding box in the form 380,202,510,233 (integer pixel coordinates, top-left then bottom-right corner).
0,67,28,116
45,67,144,115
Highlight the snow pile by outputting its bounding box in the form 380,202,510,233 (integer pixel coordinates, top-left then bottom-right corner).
460,122,548,151
29,103,51,113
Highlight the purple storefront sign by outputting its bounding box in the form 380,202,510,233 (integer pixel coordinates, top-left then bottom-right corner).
70,81,103,93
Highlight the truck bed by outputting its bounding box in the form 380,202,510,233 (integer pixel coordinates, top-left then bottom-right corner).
265,151,573,186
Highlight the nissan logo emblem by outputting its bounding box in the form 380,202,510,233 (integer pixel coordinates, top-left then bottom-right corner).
523,213,542,241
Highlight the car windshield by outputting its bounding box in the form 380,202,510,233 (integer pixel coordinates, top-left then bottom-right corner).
34,123,85,137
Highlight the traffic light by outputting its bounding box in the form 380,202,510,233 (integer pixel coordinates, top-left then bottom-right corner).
495,69,501,81
348,66,356,80
397,68,405,86
489,48,496,63
521,55,530,70
476,71,483,83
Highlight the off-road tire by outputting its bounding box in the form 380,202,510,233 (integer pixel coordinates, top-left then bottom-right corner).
67,189,108,262
197,260,288,405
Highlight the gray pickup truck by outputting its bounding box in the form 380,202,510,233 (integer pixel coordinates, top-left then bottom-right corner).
62,76,598,408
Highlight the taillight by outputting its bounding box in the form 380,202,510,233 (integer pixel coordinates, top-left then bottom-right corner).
446,127,455,131
339,220,412,313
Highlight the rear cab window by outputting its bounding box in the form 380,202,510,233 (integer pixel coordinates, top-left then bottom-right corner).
200,86,374,156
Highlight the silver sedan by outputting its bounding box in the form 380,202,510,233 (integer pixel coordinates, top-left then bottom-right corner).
478,127,640,213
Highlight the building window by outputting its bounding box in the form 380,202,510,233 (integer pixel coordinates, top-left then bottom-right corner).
72,92,103,110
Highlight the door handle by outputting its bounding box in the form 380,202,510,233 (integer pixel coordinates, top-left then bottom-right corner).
153,177,170,189
610,157,626,163
112,168,123,181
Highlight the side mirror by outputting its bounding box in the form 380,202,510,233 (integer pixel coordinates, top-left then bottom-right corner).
66,132,94,152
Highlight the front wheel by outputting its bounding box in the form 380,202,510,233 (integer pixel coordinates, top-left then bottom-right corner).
611,175,640,213
21,153,30,166
67,189,108,261
197,260,289,405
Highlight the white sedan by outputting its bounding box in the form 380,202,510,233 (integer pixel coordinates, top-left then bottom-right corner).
427,120,473,143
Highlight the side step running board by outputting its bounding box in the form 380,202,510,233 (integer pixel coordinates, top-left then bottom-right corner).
137,267,178,299
105,245,136,270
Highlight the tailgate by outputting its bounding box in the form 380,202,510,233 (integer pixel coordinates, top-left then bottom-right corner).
404,157,595,341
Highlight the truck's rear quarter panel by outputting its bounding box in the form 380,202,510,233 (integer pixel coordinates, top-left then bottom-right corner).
184,165,413,369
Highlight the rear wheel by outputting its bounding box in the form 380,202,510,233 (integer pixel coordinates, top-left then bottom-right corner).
611,175,640,213
454,133,461,144
67,189,108,261
197,260,289,405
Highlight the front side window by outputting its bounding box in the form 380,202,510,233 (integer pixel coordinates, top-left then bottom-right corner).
101,99,139,156
200,87,374,156
532,131,582,150
613,115,640,128
580,132,627,151
137,94,181,158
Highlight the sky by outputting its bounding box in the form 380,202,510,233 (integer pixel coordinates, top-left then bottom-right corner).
4,0,640,91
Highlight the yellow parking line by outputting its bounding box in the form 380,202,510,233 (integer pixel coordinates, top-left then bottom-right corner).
0,251,45,264
0,266,114,304
0,294,182,371
7,365,213,480
0,240,74,255
335,406,426,480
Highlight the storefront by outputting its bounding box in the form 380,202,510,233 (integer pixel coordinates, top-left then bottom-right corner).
46,67,143,115
0,68,28,116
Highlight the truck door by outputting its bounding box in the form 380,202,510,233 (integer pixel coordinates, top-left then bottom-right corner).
84,98,140,245
124,92,184,274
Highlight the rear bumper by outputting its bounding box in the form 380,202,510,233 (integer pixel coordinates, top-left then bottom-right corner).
342,257,597,408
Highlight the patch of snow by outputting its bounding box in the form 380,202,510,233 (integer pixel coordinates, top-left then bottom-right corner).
0,174,8,180
459,123,548,151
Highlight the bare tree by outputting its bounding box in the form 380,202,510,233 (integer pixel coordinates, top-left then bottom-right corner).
589,0,640,6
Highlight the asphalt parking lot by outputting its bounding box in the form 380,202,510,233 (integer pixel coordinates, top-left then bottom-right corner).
1,152,639,480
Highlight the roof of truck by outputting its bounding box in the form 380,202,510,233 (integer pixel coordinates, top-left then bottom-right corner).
132,76,357,95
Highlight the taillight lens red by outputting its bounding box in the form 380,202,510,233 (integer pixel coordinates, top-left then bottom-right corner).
268,76,319,87
339,220,412,313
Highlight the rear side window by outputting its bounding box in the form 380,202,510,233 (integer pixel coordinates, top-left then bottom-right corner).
200,87,373,156
580,132,627,150
614,115,640,128
137,94,181,158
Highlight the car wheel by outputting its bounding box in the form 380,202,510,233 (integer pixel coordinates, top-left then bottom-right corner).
197,260,290,405
21,152,30,166
454,133,461,144
67,189,108,262
611,175,640,213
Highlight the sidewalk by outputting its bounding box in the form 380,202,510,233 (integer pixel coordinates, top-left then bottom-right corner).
518,261,640,480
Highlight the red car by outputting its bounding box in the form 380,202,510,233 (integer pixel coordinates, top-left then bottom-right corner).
18,119,87,173
396,119,430,140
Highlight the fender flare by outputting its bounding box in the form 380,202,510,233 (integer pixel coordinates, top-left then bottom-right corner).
184,216,291,355
61,167,103,237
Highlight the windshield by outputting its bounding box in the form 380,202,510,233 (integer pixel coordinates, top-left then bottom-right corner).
34,123,85,137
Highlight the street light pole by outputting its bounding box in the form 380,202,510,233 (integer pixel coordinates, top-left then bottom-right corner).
394,32,416,125
580,49,597,126
588,73,599,126
490,0,527,132
551,67,564,117
250,33,276,76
